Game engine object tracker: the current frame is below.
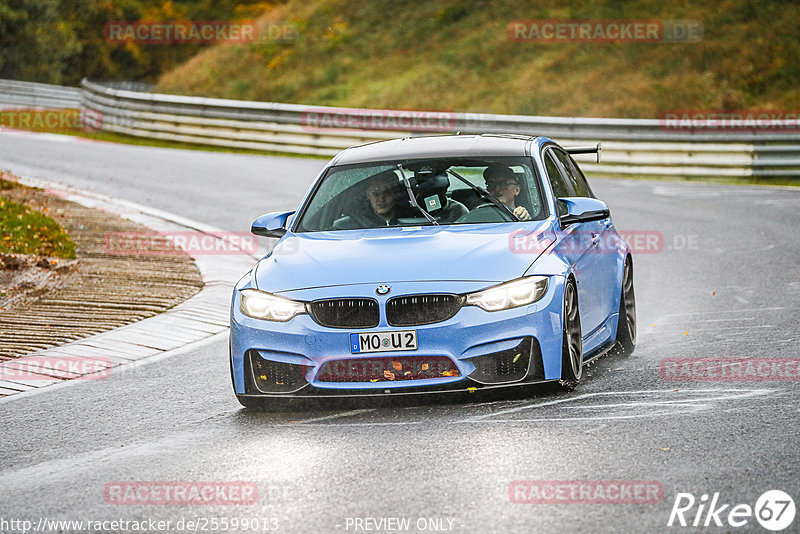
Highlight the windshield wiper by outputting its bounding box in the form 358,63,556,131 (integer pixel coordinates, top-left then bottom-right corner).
397,164,438,226
446,168,520,222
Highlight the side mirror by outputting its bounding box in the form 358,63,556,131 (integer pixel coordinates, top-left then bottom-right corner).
251,211,295,238
557,197,609,226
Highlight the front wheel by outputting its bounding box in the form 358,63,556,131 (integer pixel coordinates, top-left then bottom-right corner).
613,257,636,356
559,279,583,390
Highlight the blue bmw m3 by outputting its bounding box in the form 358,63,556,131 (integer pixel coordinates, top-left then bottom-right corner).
230,134,636,407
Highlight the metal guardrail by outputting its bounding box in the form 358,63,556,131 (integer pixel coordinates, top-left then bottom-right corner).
79,80,800,178
0,79,82,109
3,78,799,178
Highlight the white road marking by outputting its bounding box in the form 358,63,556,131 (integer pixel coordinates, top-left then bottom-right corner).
584,424,607,434
681,324,776,331
653,317,756,325
293,409,376,424
468,388,768,420
654,307,786,319
280,388,775,427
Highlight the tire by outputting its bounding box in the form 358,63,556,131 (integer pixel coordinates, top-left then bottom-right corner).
613,257,636,356
559,278,583,390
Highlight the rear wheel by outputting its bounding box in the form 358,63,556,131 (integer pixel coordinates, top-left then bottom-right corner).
559,279,583,390
613,257,636,356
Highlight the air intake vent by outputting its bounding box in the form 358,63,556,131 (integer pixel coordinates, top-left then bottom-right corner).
316,355,460,382
309,298,379,328
248,351,309,393
467,337,541,385
386,294,462,326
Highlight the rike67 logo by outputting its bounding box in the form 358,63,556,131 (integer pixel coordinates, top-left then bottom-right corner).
668,490,795,531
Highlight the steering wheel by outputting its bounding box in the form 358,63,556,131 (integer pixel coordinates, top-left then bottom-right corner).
455,203,514,224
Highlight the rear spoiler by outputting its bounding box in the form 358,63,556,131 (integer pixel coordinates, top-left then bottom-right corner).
566,143,602,163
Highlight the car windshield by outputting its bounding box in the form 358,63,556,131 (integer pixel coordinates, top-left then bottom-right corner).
295,157,546,232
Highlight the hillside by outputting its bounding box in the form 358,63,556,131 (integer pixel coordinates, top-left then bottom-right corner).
0,0,276,86
155,0,800,118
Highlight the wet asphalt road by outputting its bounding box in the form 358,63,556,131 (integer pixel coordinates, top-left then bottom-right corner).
0,135,799,534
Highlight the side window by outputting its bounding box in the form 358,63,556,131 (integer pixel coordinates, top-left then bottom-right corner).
299,165,394,230
519,164,544,219
553,149,592,198
566,153,594,198
544,151,573,217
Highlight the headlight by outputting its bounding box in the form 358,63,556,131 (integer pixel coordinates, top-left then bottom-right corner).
239,289,307,322
464,276,549,312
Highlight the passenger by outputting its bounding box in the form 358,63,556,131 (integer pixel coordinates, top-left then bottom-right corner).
483,165,531,221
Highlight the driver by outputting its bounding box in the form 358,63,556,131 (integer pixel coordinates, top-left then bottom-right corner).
333,170,405,230
365,170,404,226
483,165,531,221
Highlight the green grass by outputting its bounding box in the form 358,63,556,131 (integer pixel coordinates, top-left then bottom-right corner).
0,195,76,259
155,0,800,118
0,177,17,191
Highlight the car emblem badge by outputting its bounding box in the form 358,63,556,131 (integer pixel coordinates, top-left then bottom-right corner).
376,284,391,295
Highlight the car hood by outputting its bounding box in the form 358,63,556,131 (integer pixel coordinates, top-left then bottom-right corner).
254,221,555,293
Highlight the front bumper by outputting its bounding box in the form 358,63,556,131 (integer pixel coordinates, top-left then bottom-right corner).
230,277,566,397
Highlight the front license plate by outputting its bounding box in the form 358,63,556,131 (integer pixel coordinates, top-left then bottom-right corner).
350,330,417,354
